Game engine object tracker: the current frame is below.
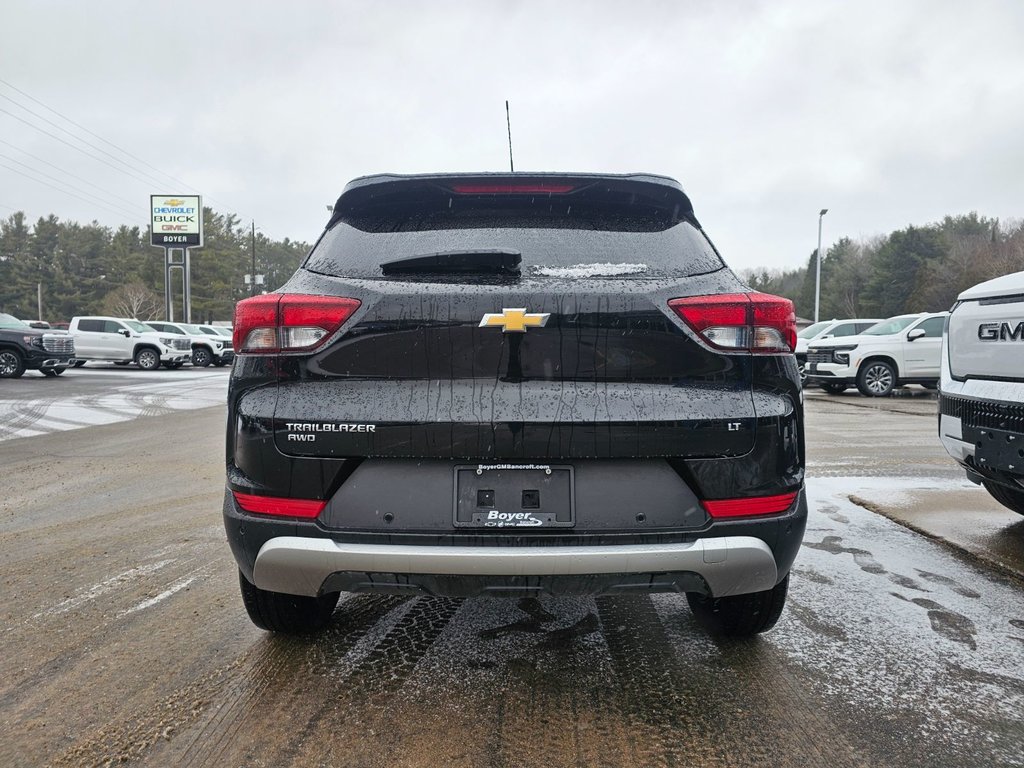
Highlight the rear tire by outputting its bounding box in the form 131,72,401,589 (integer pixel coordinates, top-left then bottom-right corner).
238,571,340,634
135,348,160,371
857,360,896,397
819,382,847,394
0,349,25,378
41,368,63,377
983,481,1024,516
687,574,789,637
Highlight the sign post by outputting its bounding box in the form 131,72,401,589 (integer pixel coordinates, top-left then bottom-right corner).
150,195,203,322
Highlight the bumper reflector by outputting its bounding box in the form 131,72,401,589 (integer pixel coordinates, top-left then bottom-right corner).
701,491,798,519
232,491,327,519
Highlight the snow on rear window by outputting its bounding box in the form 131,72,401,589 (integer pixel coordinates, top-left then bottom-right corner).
531,263,649,278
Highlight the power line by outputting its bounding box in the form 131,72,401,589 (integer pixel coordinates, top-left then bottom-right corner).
0,153,139,219
0,78,195,193
0,79,245,216
0,92,173,190
0,107,160,190
0,162,142,220
0,136,143,208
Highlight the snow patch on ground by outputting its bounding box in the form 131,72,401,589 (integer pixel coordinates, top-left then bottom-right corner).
771,476,1024,763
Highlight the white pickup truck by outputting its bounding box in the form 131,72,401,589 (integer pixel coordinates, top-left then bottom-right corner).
69,316,192,370
939,270,1024,516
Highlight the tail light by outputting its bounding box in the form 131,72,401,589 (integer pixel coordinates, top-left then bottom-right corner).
233,294,361,354
232,491,326,519
668,292,796,353
701,491,798,519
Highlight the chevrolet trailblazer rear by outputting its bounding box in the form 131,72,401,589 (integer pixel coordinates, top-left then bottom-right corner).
223,173,806,636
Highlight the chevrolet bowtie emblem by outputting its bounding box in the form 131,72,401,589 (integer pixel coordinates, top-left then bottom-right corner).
479,308,550,333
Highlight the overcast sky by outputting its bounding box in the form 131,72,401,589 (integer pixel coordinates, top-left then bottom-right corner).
2,0,1022,273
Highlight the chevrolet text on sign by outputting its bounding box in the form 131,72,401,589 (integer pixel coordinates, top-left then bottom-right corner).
150,195,203,247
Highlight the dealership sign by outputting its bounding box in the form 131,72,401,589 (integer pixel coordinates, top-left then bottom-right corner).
150,195,203,247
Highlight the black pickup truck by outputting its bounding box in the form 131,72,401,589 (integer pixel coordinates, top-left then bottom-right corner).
0,313,76,377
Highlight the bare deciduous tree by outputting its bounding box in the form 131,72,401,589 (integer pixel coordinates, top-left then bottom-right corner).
102,282,162,320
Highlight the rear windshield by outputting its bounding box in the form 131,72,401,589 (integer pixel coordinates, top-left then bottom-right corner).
303,191,724,279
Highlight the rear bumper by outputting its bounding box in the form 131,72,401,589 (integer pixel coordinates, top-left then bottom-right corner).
252,536,779,598
224,487,807,599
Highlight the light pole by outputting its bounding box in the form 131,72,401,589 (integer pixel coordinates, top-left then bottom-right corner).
250,221,256,297
814,208,828,322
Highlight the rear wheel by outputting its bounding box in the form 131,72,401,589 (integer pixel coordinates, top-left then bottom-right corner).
135,347,160,371
819,382,847,394
0,349,25,378
983,481,1024,516
192,346,213,367
41,368,64,377
687,575,789,637
857,360,896,397
238,571,340,634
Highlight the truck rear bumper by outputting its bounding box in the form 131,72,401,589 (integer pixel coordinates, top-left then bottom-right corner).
252,535,779,599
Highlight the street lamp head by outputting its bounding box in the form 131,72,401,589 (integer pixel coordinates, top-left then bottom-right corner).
820,208,829,216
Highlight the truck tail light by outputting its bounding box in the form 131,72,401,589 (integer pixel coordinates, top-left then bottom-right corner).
668,293,796,353
232,491,326,519
233,294,361,354
701,491,798,519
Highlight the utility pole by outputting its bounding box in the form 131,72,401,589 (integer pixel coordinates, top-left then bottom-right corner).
250,221,256,297
814,209,828,323
37,282,42,321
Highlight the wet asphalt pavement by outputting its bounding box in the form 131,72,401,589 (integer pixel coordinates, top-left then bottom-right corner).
1,380,1022,767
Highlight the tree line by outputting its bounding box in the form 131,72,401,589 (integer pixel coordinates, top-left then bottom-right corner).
741,213,1024,320
0,208,311,322
2,208,1022,324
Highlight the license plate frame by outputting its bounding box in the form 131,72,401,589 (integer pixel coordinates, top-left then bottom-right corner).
453,464,575,529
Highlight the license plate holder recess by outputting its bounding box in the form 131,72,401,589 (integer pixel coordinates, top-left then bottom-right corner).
453,464,575,528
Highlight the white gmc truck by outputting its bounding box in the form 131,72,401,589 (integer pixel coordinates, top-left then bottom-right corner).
939,270,1024,516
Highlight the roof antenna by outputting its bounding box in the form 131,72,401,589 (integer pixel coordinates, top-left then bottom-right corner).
505,100,514,172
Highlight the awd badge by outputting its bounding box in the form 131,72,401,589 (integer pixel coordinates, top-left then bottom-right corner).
479,308,550,333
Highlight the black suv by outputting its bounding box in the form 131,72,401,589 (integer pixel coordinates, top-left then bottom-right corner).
224,173,806,637
0,313,75,377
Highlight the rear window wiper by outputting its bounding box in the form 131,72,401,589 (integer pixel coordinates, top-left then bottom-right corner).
380,249,521,275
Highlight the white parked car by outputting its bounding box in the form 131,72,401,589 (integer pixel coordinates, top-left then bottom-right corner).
69,316,192,370
145,321,234,367
795,318,882,384
939,270,1024,516
805,312,948,396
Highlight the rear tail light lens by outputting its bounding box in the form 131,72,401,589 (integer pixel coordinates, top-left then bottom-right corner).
232,491,327,519
668,292,796,353
701,491,798,519
233,294,361,354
